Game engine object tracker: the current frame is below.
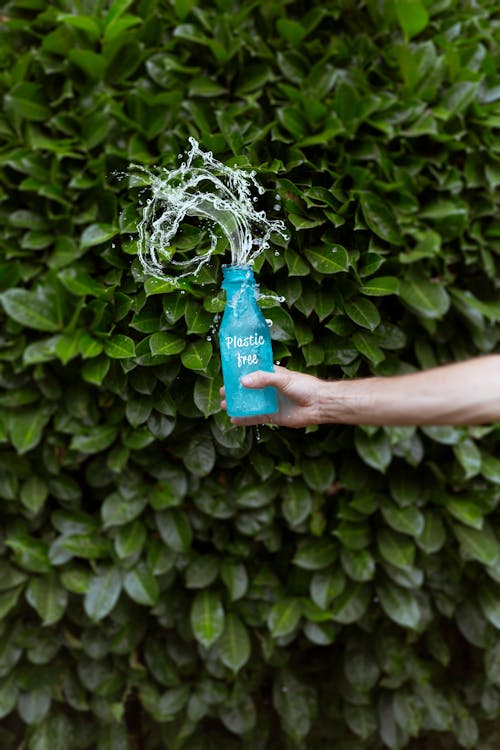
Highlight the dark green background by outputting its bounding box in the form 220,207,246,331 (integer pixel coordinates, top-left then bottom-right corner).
1,0,500,748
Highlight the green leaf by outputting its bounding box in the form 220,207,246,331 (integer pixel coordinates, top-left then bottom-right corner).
453,438,482,478
220,560,248,602
17,686,51,725
302,456,335,491
115,520,147,559
381,502,425,536
84,567,122,621
478,580,500,630
156,510,192,553
0,289,61,331
0,673,17,720
310,568,346,609
57,13,102,41
341,548,376,582
80,223,118,248
190,589,225,648
282,480,312,527
276,18,307,43
183,432,216,477
355,429,391,472
29,713,73,750
400,273,450,319
68,49,106,79
482,455,500,485
330,582,371,624
181,340,212,370
82,356,110,385
345,297,381,331
149,332,185,356
124,562,159,606
218,685,256,735
58,268,107,297
9,407,52,454
306,245,349,274
70,425,117,454
345,703,378,740
445,497,484,530
377,528,415,569
0,586,24,618
441,81,479,117
344,642,380,691
268,598,302,637
194,376,220,417
359,192,402,245
377,581,421,629
273,670,317,744
54,332,84,364
103,334,136,359
185,555,219,589
361,276,400,296
453,523,500,566
5,533,50,573
352,331,385,365
58,534,110,561
218,614,251,672
25,573,68,625
293,539,337,570
395,0,429,39
101,492,146,528
4,83,50,121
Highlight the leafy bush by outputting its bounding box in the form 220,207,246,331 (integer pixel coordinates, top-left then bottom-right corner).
1,0,500,748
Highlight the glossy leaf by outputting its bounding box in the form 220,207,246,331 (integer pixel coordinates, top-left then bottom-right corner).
190,589,225,648
84,567,122,621
268,598,302,637
218,614,251,672
26,573,68,625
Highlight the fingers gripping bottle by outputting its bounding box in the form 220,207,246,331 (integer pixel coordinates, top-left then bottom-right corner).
219,265,278,418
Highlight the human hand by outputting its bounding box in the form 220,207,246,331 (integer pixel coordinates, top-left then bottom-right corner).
219,365,324,428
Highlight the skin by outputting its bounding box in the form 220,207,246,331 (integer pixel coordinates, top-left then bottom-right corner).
219,355,500,428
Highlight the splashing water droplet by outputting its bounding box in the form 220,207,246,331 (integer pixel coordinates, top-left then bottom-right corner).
132,138,287,281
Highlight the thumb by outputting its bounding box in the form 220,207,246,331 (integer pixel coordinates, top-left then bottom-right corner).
240,370,278,389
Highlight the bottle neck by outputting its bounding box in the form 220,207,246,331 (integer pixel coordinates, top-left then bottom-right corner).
222,265,257,301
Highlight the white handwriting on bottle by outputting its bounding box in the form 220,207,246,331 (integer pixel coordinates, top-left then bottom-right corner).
225,334,265,368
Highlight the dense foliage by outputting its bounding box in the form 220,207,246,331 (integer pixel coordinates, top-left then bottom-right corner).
1,0,500,748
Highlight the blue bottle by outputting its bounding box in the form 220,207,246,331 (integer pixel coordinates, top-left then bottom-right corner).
219,265,278,418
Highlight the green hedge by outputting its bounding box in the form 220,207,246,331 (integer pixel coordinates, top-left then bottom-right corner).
1,0,500,748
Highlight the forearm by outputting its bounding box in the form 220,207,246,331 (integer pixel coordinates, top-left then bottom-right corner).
319,355,500,425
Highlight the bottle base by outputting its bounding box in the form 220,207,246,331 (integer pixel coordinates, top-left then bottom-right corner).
226,386,278,419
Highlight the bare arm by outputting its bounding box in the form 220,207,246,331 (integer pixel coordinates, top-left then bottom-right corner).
220,355,500,427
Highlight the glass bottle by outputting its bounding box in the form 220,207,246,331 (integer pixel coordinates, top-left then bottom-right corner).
218,265,278,418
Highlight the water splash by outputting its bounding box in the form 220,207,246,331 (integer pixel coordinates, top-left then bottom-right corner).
132,138,288,281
